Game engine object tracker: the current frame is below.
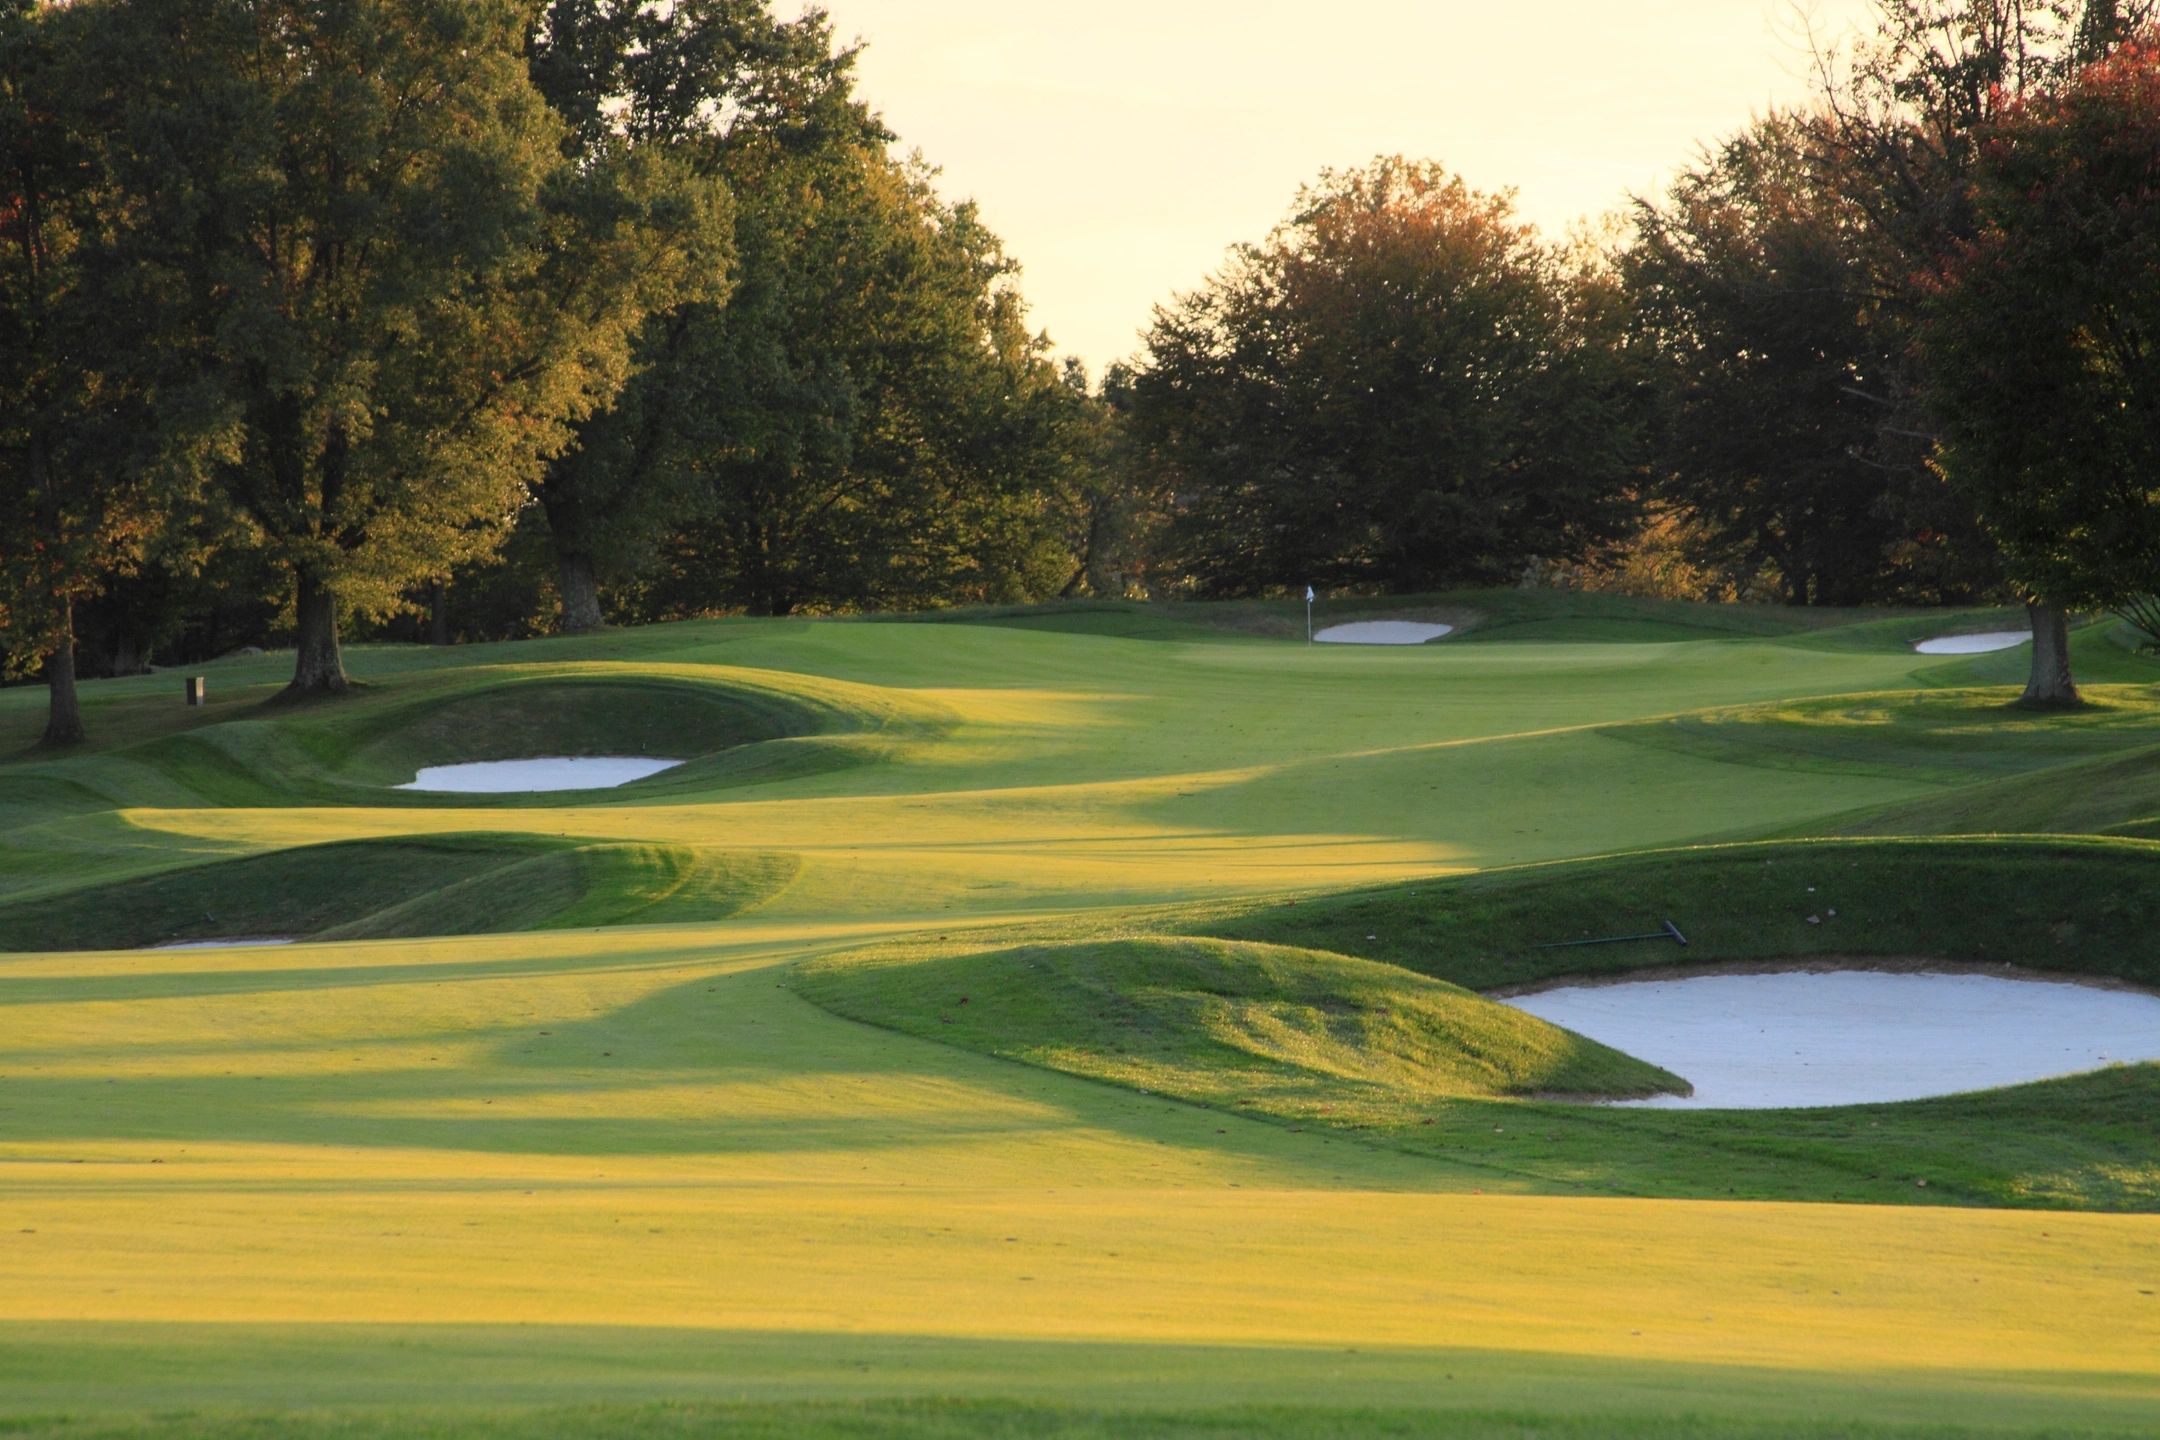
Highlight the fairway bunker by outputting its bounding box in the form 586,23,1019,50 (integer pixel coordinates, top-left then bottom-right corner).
1314,620,1454,645
396,757,685,793
147,937,295,950
1507,968,2160,1109
1914,630,2030,654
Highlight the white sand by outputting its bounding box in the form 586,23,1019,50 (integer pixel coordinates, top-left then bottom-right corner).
1915,630,2030,655
1508,969,2160,1109
397,757,685,794
150,938,295,950
1314,621,1454,645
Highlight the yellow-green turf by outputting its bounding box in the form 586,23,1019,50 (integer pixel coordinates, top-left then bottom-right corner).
2,592,2157,1437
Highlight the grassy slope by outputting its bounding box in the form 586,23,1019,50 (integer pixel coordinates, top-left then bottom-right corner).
798,935,1688,1107
2,593,2158,1436
797,838,2160,1210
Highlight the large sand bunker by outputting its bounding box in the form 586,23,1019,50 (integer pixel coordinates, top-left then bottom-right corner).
1915,630,2029,655
1508,969,2160,1108
1314,621,1454,645
397,757,685,794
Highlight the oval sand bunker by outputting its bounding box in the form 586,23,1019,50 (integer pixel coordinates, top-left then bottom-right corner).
1914,630,2029,655
397,757,685,794
1314,621,1454,645
1508,969,2160,1109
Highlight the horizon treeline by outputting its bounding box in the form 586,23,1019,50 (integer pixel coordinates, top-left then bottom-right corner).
5,0,2159,737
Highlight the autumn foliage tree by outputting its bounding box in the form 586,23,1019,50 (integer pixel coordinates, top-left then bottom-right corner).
1133,158,1640,597
1627,114,1993,605
1917,32,2160,702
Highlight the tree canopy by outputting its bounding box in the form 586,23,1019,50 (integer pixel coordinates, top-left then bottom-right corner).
1626,115,1993,607
1917,33,2160,699
1132,158,1641,598
88,0,718,695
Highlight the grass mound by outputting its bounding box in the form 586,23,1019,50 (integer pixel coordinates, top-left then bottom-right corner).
0,835,799,950
799,936,1686,1115
335,674,821,788
793,836,2160,1209
321,844,798,939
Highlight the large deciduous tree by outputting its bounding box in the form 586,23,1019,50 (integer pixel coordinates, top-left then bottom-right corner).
523,0,871,633
1627,114,1993,605
634,139,1086,618
94,0,714,696
1917,33,2160,703
1131,157,1640,597
0,0,180,744
1816,0,2157,700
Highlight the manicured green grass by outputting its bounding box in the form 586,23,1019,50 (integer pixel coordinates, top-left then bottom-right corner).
798,935,1686,1107
2,590,2158,1437
796,837,2160,1210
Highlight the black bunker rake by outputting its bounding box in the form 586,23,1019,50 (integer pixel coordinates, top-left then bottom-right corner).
1533,919,1689,951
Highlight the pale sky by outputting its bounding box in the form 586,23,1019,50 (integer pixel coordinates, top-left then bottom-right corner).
795,2,1879,374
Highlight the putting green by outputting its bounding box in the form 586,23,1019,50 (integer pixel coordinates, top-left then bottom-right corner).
2,596,2157,1437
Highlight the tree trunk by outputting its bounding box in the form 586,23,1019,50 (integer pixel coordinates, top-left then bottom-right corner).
428,580,451,646
556,551,604,633
110,632,147,677
2019,601,2080,708
286,572,349,697
41,602,86,747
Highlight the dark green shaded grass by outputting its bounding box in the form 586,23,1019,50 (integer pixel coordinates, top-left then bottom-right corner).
0,669,898,828
1610,688,2160,788
1202,836,2160,992
0,836,800,950
891,589,1943,646
0,836,552,950
1833,746,2160,839
3,1325,2153,1439
332,676,807,785
2,1398,2137,1439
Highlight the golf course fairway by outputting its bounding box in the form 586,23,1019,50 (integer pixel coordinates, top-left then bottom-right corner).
3,593,2157,1438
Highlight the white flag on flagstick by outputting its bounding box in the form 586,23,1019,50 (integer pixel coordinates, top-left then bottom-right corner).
1305,585,1315,602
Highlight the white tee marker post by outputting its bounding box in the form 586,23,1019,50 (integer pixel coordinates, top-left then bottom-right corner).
1305,585,1315,643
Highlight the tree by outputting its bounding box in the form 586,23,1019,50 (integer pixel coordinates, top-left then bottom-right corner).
0,0,177,744
523,0,873,633
1814,1,2157,699
1131,158,1641,597
634,139,1086,618
92,0,715,696
1041,361,1170,600
1627,114,1993,605
1917,32,2160,703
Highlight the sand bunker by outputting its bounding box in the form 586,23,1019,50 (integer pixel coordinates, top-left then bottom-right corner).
1314,621,1454,645
1914,630,2029,655
397,757,685,794
150,937,294,950
1508,969,2160,1109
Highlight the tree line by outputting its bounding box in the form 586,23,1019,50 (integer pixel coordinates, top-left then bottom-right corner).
1132,0,2160,706
5,1,2158,742
1,0,1138,741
